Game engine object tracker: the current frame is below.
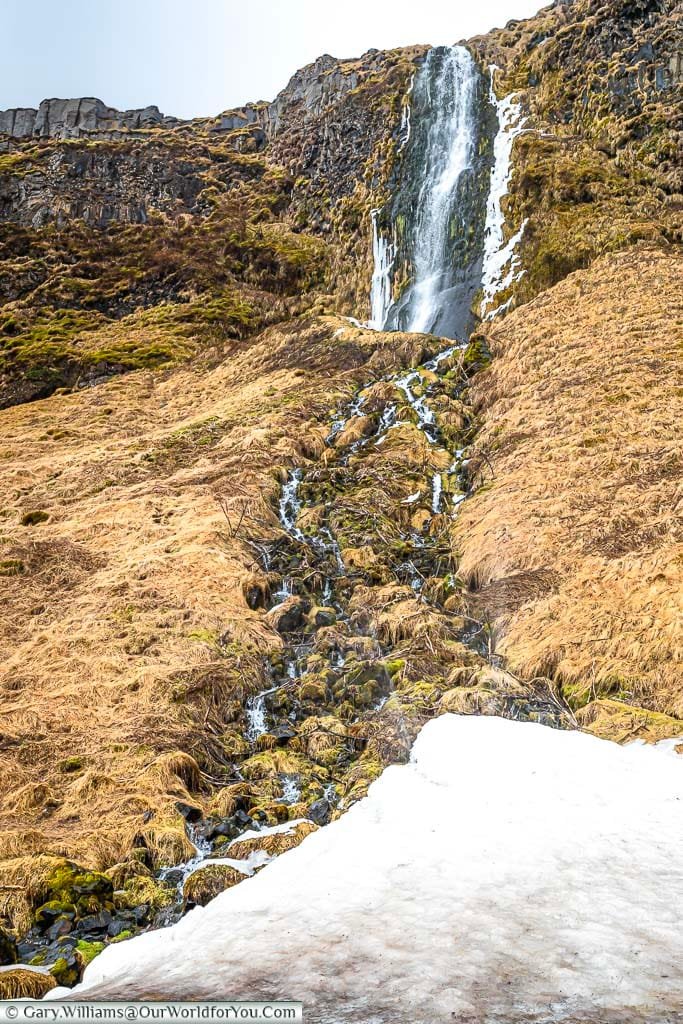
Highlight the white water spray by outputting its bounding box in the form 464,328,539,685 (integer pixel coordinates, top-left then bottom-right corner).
431,473,442,514
279,469,305,542
398,74,414,151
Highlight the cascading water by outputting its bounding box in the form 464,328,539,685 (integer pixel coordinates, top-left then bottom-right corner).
401,47,477,334
384,46,494,339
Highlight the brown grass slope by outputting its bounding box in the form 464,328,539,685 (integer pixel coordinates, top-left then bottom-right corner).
0,316,430,870
456,246,683,723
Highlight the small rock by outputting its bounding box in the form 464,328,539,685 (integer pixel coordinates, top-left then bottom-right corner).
34,901,76,926
270,723,297,744
266,596,306,633
131,904,150,924
0,925,18,966
311,606,337,628
308,798,331,825
45,917,73,942
175,800,202,823
183,865,246,907
16,940,40,962
161,869,184,887
76,911,112,934
107,920,130,938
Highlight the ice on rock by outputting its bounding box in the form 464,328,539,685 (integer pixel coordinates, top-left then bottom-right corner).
367,210,395,330
64,716,683,1022
480,68,528,318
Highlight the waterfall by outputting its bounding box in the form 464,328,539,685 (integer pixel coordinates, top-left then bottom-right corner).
368,210,395,330
380,45,492,340
480,67,528,318
401,46,478,334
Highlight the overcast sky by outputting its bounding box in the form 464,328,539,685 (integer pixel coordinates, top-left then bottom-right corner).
2,0,545,119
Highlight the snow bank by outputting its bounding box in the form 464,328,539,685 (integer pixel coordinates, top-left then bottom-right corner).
63,716,683,1021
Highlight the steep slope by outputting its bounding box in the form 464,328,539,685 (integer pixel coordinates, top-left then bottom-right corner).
456,246,683,728
0,0,682,998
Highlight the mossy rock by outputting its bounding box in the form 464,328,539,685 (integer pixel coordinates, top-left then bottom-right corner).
49,954,80,987
226,820,318,860
34,899,77,925
0,967,56,999
118,874,174,913
222,729,250,759
576,699,683,745
248,800,290,826
183,864,246,907
298,679,328,703
29,861,114,930
75,939,105,967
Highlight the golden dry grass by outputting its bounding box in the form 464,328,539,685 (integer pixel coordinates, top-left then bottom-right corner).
455,247,683,723
0,966,56,999
0,315,430,873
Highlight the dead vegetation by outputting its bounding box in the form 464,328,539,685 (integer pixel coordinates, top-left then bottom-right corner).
0,315,429,875
455,247,683,729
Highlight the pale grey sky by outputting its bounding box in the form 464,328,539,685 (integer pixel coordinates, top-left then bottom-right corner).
2,0,545,119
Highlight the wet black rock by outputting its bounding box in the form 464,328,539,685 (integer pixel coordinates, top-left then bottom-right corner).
175,800,203,823
16,939,41,962
308,798,331,825
266,595,309,633
204,809,253,843
131,904,150,924
0,924,18,966
161,869,184,887
107,920,130,938
270,723,298,744
76,911,112,934
45,916,73,942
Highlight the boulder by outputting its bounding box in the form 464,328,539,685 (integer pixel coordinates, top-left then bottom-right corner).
266,596,306,633
308,798,331,825
226,820,318,860
183,865,246,907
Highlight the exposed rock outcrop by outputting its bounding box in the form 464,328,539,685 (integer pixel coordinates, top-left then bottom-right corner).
0,97,180,141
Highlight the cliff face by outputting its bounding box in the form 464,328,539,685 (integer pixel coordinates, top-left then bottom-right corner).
469,0,682,306
0,98,180,141
0,48,419,407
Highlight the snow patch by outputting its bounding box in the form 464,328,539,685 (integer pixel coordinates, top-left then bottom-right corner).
66,716,683,1021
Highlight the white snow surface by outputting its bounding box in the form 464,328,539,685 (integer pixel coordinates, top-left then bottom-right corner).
62,716,683,1021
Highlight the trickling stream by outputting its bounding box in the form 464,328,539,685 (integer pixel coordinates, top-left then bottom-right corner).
25,45,555,974
158,45,545,909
